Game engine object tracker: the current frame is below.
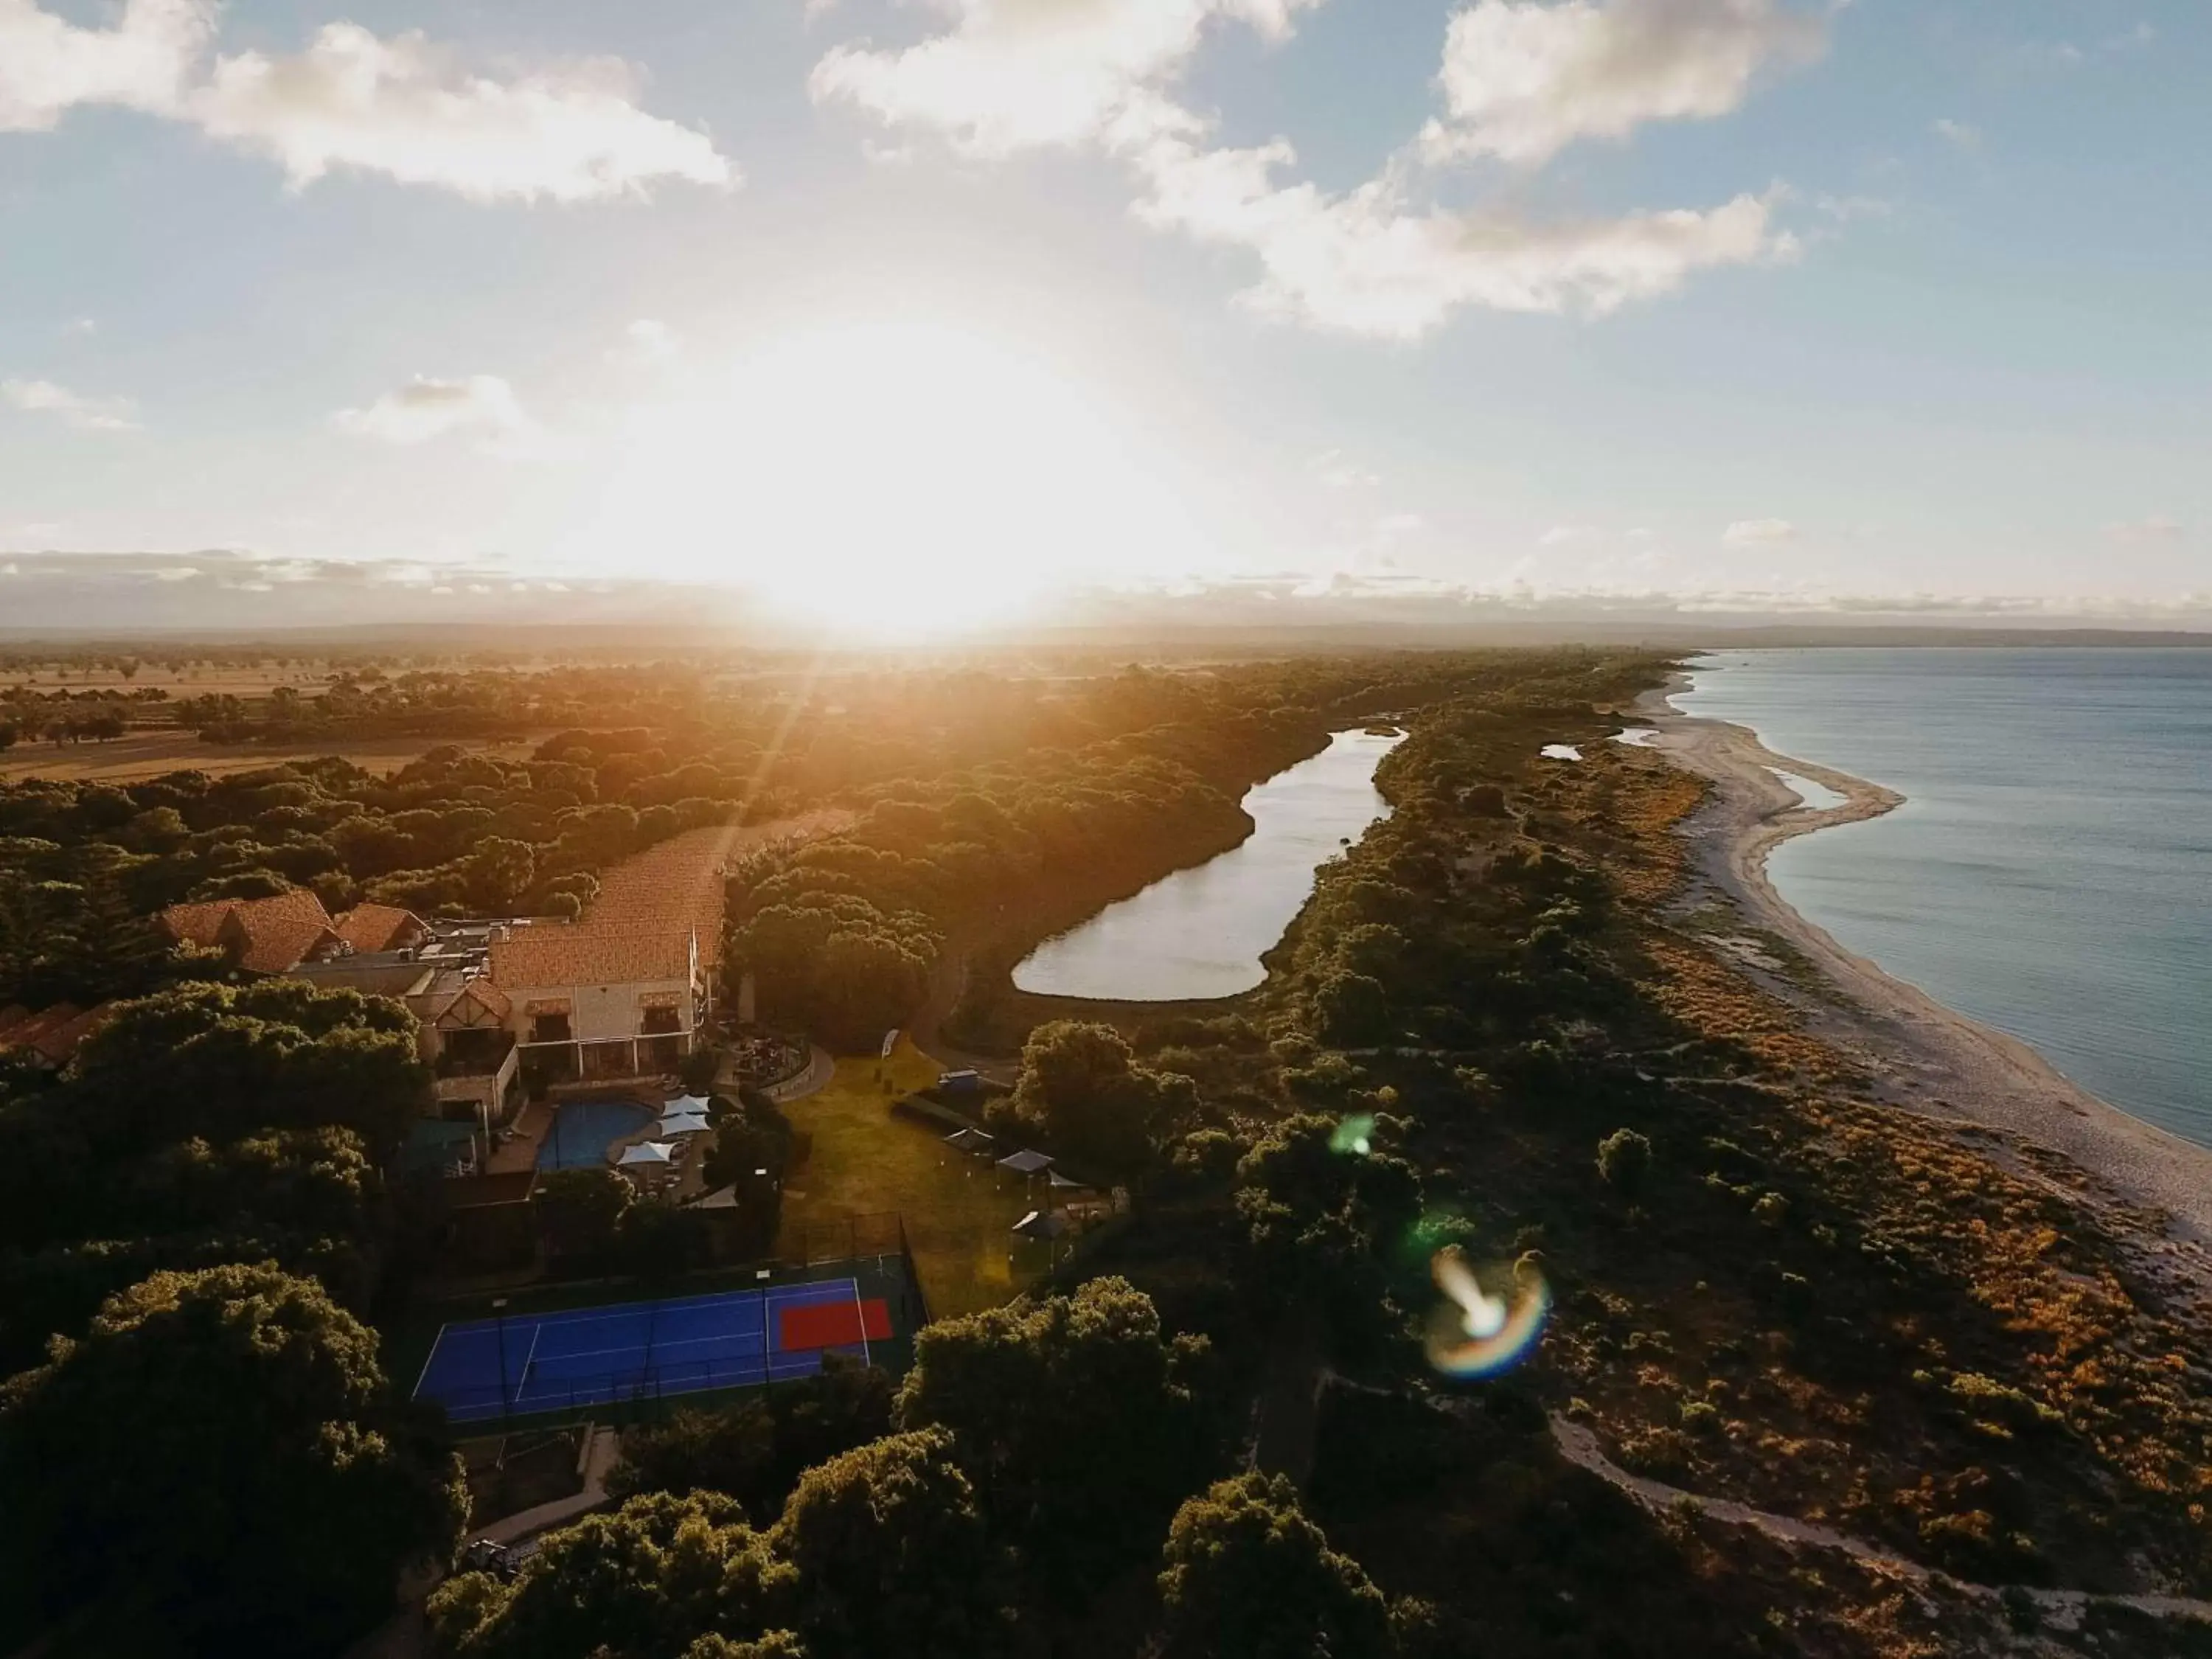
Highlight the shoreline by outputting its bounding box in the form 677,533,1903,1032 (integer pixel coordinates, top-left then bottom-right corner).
1635,672,2212,1279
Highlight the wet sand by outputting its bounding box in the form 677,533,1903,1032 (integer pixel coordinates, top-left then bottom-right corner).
1635,675,2212,1287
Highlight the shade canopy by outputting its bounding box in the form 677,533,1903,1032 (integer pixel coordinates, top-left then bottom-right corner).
997,1149,1054,1176
617,1141,675,1167
692,1185,740,1210
657,1112,712,1137
1012,1208,1071,1240
944,1127,995,1153
665,1093,712,1116
1047,1169,1088,1189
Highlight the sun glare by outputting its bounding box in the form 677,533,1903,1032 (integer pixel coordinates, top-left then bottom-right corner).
582,321,1205,637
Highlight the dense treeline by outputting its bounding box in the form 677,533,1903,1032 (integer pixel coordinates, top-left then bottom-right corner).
0,985,466,1655
19,644,2195,1657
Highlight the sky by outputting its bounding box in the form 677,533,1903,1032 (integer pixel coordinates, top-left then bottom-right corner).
1,0,2207,636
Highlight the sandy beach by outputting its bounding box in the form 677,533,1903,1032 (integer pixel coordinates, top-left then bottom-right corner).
1635,674,2212,1299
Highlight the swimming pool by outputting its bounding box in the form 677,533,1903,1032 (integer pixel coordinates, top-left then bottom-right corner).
537,1100,655,1171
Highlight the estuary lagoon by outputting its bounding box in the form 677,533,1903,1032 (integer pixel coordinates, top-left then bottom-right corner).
1012,728,1405,1002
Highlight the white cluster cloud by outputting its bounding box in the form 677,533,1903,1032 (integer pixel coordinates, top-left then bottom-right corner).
0,0,209,131
1,377,140,432
1421,0,1828,166
0,0,731,201
191,27,733,201
813,0,1822,337
1130,124,1792,335
810,0,1318,156
333,375,531,446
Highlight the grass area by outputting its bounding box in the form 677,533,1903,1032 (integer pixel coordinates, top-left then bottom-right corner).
777,1036,1044,1319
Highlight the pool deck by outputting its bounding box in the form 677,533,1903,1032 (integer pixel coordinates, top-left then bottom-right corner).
484,1097,715,1201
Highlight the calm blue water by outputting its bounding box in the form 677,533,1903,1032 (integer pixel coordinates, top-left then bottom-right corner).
1677,649,2212,1147
538,1101,655,1171
1013,729,1405,1001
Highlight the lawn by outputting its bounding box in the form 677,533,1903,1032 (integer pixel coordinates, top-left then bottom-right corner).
776,1035,1045,1319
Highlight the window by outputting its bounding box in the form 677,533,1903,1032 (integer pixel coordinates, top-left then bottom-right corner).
529,1012,573,1044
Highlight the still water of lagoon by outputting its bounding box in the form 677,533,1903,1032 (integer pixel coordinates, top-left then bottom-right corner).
1012,729,1405,1002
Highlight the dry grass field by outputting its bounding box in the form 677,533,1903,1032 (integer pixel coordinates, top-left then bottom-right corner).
0,728,552,783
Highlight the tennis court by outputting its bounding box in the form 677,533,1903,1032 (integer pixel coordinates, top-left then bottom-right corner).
414,1279,893,1425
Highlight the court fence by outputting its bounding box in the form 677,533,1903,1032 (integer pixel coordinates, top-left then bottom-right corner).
431,1338,883,1430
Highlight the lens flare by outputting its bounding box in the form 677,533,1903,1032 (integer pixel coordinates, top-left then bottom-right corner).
1425,1245,1550,1378
1330,1114,1377,1158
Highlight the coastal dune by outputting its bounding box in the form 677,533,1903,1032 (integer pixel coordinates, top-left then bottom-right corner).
1638,675,2212,1284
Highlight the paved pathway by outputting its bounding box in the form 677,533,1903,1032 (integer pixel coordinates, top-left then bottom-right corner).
479,1426,623,1545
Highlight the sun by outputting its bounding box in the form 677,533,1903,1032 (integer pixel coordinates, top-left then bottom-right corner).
580,321,1205,638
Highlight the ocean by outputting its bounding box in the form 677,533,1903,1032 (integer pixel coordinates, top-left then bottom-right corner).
1674,649,2212,1149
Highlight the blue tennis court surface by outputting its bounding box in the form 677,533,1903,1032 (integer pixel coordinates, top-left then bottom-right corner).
414,1280,874,1425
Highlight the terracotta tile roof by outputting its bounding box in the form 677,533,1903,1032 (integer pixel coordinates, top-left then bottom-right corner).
0,1002,112,1065
0,1006,30,1040
489,925,695,990
333,902,425,954
159,888,340,975
431,980,512,1024
585,826,734,967
30,1004,111,1065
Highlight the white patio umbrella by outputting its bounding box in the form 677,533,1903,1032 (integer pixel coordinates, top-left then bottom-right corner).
664,1093,712,1116
656,1111,712,1138
617,1141,675,1169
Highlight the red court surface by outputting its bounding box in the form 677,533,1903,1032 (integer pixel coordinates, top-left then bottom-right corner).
781,1297,891,1352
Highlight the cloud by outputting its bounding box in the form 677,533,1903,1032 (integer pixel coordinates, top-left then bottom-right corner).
810,0,1319,156
2105,515,2184,543
1723,517,1796,545
0,0,212,131
189,26,734,201
1,377,141,431
0,1,731,201
1130,124,1795,336
610,319,681,368
1933,117,1982,150
815,0,1811,338
333,375,531,446
1310,448,1380,489
1420,0,1829,167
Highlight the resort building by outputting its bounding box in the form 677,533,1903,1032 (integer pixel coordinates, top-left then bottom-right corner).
487,923,708,1087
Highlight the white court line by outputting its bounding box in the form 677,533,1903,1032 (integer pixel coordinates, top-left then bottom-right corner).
852,1277,871,1367
411,1324,451,1399
514,1322,543,1404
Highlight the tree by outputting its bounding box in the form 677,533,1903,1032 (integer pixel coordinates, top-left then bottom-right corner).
1234,1114,1424,1349
467,836,535,913
771,1427,1003,1659
65,981,431,1163
1006,1020,1188,1178
609,1356,895,1523
426,1491,779,1659
535,1168,633,1262
1155,1473,1391,1659
1596,1127,1652,1197
897,1277,1214,1587
0,1263,465,1657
